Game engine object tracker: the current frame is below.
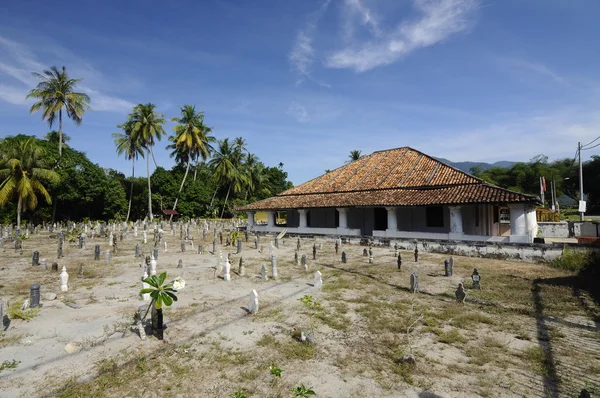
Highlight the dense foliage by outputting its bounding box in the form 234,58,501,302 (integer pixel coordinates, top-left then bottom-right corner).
0,133,292,224
471,154,600,212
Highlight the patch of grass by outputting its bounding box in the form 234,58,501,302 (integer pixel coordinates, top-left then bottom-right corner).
551,248,594,272
0,359,20,373
519,346,556,378
437,329,467,345
8,302,40,320
0,332,22,347
275,339,315,360
450,313,495,329
391,362,414,384
256,334,276,347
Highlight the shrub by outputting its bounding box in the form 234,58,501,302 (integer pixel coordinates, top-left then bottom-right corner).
551,248,593,272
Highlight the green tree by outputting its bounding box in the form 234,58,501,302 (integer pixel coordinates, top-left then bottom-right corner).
167,105,214,220
27,66,91,156
0,136,60,225
209,138,236,213
113,121,145,222
348,149,363,162
125,103,166,222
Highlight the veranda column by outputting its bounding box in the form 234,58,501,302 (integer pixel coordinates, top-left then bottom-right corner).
508,204,527,242
336,208,348,229
246,211,255,228
298,209,308,228
266,211,276,227
449,206,464,235
385,207,398,231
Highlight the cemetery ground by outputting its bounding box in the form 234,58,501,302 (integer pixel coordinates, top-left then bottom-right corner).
1,230,599,398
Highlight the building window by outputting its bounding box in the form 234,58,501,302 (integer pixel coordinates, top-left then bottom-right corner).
493,206,499,223
426,206,444,228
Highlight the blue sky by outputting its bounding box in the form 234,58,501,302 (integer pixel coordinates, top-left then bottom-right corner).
1,0,599,185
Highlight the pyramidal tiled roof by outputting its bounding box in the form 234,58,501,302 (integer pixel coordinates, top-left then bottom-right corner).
240,147,539,211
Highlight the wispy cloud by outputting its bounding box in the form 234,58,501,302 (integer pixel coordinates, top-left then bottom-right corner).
288,0,332,85
326,0,479,72
287,101,310,123
501,58,571,87
342,0,381,39
0,35,134,112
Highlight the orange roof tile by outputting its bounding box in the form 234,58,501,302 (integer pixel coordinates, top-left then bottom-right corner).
239,147,539,211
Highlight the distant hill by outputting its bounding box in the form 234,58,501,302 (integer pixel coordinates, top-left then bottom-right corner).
435,158,516,173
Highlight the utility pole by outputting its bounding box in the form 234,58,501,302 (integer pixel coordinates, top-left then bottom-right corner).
579,142,584,221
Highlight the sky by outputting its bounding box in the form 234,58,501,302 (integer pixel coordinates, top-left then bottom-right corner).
1,0,600,185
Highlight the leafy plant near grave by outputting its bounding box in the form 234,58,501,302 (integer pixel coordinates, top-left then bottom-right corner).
298,295,323,338
228,230,241,246
291,384,316,397
230,391,247,398
7,302,40,320
140,272,185,310
269,364,283,378
65,228,82,242
18,233,28,241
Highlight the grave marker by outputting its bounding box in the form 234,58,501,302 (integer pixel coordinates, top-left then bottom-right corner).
30,284,40,308
472,268,481,289
248,290,259,314
410,272,419,293
314,271,323,289
455,283,466,303
341,251,347,264
32,250,40,266
60,266,69,292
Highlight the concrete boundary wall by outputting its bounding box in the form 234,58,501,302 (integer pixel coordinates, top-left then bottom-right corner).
271,233,599,263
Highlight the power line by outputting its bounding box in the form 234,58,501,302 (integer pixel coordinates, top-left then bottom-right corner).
582,135,600,148
582,141,600,151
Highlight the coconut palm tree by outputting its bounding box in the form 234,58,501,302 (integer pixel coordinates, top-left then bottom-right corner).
27,66,91,157
0,136,60,225
348,150,363,162
167,105,215,221
113,120,145,222
125,103,166,222
208,138,236,215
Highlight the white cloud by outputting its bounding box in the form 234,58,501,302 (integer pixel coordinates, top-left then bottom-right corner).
326,0,479,72
342,0,381,39
287,102,310,123
501,58,571,87
0,84,31,105
288,0,332,84
0,34,134,112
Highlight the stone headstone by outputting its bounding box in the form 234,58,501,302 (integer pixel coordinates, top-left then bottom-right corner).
52,262,59,272
455,283,466,303
177,259,183,268
41,258,47,271
397,253,402,270
368,247,373,264
414,247,419,262
60,266,69,292
224,258,231,281
57,240,63,259
444,259,453,276
335,240,339,255
410,272,419,293
254,237,258,249
30,284,41,308
472,268,481,289
153,247,159,260
260,264,268,281
105,250,111,264
180,242,186,253
239,257,245,276
297,238,301,251
212,240,216,254
32,250,40,266
79,263,84,276
312,244,317,260
271,256,278,279
94,245,100,260
294,251,299,266
363,248,368,256
0,299,3,328
150,256,157,276
135,244,141,258
237,239,242,254
274,237,279,249
314,270,323,289
249,290,259,314
341,251,347,264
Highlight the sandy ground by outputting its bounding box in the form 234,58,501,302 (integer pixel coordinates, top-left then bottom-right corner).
0,226,599,397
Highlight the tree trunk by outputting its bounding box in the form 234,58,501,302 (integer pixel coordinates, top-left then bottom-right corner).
59,109,63,156
193,161,198,182
126,158,135,222
147,148,153,222
170,159,190,223
16,196,22,226
220,183,232,218
209,184,219,210
150,147,159,168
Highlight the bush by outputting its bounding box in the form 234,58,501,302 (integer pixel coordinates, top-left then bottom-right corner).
551,248,594,272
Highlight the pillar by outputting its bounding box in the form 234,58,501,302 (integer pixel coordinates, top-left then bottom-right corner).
247,211,255,228
385,207,398,231
298,209,308,228
336,208,348,229
449,206,464,234
525,205,538,241
508,204,527,238
266,211,275,227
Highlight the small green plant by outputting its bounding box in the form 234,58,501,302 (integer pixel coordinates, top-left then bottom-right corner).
298,295,323,337
269,364,283,378
0,359,20,373
551,248,593,272
291,384,316,397
140,272,185,310
230,391,247,398
8,302,40,320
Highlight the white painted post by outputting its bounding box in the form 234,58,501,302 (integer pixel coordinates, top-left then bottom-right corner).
337,208,348,229
298,209,308,228
385,207,398,231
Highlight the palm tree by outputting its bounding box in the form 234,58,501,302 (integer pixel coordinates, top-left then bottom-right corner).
208,138,236,216
348,150,363,162
168,105,215,221
125,103,166,222
0,137,60,225
113,120,145,222
27,66,91,156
